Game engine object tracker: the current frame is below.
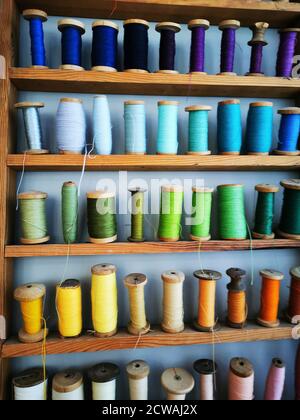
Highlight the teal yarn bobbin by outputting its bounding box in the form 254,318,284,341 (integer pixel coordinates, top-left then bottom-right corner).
252,184,279,240
157,101,179,155
278,179,300,240
185,105,212,155
246,102,273,155
217,99,242,155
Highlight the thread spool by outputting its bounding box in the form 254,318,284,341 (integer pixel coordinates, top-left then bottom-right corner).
62,181,78,244
161,368,195,400
296,344,300,400
91,264,118,337
276,28,300,78
14,283,48,343
229,358,254,401
158,185,183,242
246,102,273,155
126,360,150,400
226,268,247,329
247,22,269,76
93,96,112,155
286,266,300,323
157,101,179,155
161,271,185,333
52,370,84,401
123,19,149,73
13,368,47,401
15,102,49,154
274,108,300,155
188,19,210,74
156,22,181,74
257,269,284,328
124,100,147,155
124,273,150,335
89,363,120,401
18,191,50,245
217,99,242,155
128,187,146,242
56,279,82,338
218,20,240,76
253,184,279,239
217,184,247,240
264,358,285,401
87,191,117,244
23,9,48,68
58,19,85,71
193,270,222,332
185,106,212,155
190,186,214,241
278,179,300,240
92,21,119,72
194,359,217,401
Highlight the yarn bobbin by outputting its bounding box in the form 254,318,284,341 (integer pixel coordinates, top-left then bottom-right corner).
58,19,85,71
274,108,300,156
123,19,149,74
88,363,120,385
23,9,48,69
286,266,300,323
246,22,269,77
57,279,82,340
161,368,195,401
126,360,150,381
13,367,47,393
257,269,284,328
230,358,253,379
91,20,119,72
58,98,84,155
218,99,241,155
252,184,279,239
278,179,300,240
188,19,210,75
161,271,185,333
226,267,247,329
87,191,117,244
156,22,181,74
128,187,147,242
190,186,214,241
185,105,212,156
218,19,241,76
52,370,83,394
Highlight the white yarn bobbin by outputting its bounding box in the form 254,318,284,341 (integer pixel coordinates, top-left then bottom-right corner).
161,271,185,333
194,359,217,400
89,363,120,401
13,368,48,401
161,368,195,400
52,370,84,400
126,360,150,400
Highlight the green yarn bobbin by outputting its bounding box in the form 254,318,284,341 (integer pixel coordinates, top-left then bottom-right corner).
62,181,78,244
190,187,213,241
158,185,183,242
253,184,279,240
279,179,300,240
218,184,247,240
87,191,117,244
128,187,146,242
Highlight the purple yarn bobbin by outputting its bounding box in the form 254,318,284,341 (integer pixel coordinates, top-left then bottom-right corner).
276,30,298,77
220,28,237,73
250,44,264,74
190,26,206,73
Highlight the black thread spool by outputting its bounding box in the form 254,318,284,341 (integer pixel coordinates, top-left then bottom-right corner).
123,19,149,73
155,22,181,74
247,22,269,76
226,268,247,329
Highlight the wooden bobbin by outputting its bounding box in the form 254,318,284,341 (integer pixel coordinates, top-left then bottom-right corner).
123,19,149,74
286,266,300,323
188,19,210,75
230,358,253,379
156,22,181,75
194,359,217,376
278,179,300,240
13,368,47,393
92,20,119,72
252,184,279,240
128,186,147,242
185,105,212,156
246,22,269,76
126,360,150,400
274,108,300,156
52,370,83,395
124,273,150,335
161,368,195,401
161,271,185,333
193,269,222,332
218,20,240,76
257,269,284,328
226,267,247,329
58,19,85,71
190,186,214,241
88,363,120,386
23,10,48,69
57,279,82,339
87,191,117,244
14,283,48,343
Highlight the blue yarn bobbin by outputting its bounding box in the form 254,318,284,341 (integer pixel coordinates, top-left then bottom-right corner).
23,9,48,68
246,101,273,155
185,105,212,155
92,20,119,72
58,18,85,71
124,100,147,155
274,107,300,156
217,99,242,155
123,19,149,73
157,101,179,155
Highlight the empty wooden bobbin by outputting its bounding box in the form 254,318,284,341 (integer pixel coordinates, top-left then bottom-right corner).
278,179,300,240
124,273,150,335
274,108,300,156
58,19,85,71
286,266,300,323
247,22,269,76
161,271,185,333
252,184,279,239
161,368,195,400
52,370,83,398
230,357,254,381
156,22,181,74
92,20,119,72
23,9,48,69
188,19,210,75
126,360,150,400
13,368,47,397
218,20,240,76
87,191,117,244
257,269,284,328
194,359,218,400
226,267,247,329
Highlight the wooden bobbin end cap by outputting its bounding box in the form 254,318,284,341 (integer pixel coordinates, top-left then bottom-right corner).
250,101,273,107
278,229,300,240
217,72,237,76
92,66,117,72
89,235,117,244
23,9,48,21
124,19,150,28
124,273,147,288
193,269,222,282
161,184,183,193
87,190,115,199
126,360,150,380
18,191,48,201
185,105,212,112
158,100,179,107
290,266,300,280
15,102,44,109
192,186,214,193
260,269,284,281
227,319,246,329
161,368,195,396
193,320,220,333
124,69,149,74
53,370,83,393
156,22,181,33
219,151,240,155
128,321,151,336
156,70,179,74
63,181,77,189
218,183,244,189
278,107,300,115
246,72,264,77
226,267,246,292
190,234,211,242
272,358,285,369
25,149,49,155
125,100,145,106
194,359,217,376
12,368,47,389
255,184,279,193
252,231,275,240
280,28,300,33
188,19,210,30
20,236,50,245
92,20,119,32
218,99,240,106
58,19,86,34
14,283,46,302
18,327,48,344
280,179,300,191
161,271,185,284
91,263,116,276
219,20,240,30
88,363,120,383
230,358,253,378
58,279,80,289
60,65,84,71
257,317,280,328
248,22,269,46
94,328,117,338
274,150,300,156
187,151,212,156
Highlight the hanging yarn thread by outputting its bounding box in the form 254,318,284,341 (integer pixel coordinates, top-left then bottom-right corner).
157,101,179,155
14,283,48,343
276,28,300,78
52,370,84,401
247,22,269,76
246,102,273,155
23,9,48,68
264,358,285,401
253,184,279,239
92,20,119,72
58,19,85,71
56,98,86,154
158,185,183,242
228,358,254,401
91,264,118,337
161,271,185,333
296,344,300,400
193,269,222,332
156,22,181,74
218,184,247,240
217,100,242,155
257,269,284,328
188,19,210,74
124,101,147,155
62,181,78,244
279,179,300,239
287,266,300,323
128,187,146,242
161,368,195,401
15,102,48,154
226,268,247,329
124,273,150,335
218,20,240,75
194,359,217,401
190,187,213,241
18,191,49,244
186,106,212,155
56,279,82,338
126,360,150,401
123,19,149,73
89,363,120,401
274,108,300,155
93,95,113,155
13,368,48,401
87,191,117,244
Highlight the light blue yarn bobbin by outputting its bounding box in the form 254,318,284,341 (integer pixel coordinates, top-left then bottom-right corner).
246,101,273,155
157,101,179,155
274,107,300,156
185,105,212,155
93,95,112,155
217,99,242,155
124,100,147,154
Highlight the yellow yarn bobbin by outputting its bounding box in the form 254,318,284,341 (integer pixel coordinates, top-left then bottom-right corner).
56,279,82,338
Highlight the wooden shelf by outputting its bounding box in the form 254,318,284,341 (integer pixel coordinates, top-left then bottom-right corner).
2,322,293,359
5,240,300,258
15,0,300,28
10,68,300,99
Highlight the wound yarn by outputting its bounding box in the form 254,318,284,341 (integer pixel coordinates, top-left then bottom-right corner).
264,358,285,401
93,95,113,155
124,101,147,154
